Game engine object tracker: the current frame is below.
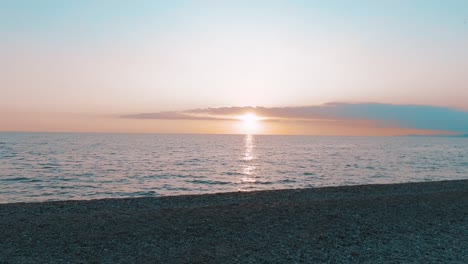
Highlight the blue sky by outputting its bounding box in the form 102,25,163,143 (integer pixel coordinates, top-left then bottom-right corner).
2,1,466,34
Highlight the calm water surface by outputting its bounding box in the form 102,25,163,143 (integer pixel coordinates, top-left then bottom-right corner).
1,132,467,203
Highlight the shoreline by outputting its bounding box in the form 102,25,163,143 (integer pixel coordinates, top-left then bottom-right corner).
3,179,467,207
1,179,467,263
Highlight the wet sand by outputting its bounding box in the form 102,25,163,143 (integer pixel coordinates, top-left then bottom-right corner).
1,180,467,263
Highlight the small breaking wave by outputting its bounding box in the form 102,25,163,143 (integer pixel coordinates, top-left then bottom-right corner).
186,179,232,185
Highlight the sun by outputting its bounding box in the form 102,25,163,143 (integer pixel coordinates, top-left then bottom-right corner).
236,113,263,134
240,113,260,123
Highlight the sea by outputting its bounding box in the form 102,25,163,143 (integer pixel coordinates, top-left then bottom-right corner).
1,132,467,203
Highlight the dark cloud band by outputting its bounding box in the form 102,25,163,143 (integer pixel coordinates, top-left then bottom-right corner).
122,103,468,133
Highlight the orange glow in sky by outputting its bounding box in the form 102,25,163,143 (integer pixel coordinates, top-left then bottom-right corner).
236,113,264,134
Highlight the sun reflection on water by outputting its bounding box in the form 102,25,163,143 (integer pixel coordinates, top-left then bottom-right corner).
243,134,254,162
239,134,258,188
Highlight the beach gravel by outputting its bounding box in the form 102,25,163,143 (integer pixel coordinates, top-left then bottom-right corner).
1,180,467,263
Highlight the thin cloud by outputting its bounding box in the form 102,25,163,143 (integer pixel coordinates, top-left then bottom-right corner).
123,112,232,121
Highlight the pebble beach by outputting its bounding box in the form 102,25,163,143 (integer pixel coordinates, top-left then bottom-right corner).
1,179,467,263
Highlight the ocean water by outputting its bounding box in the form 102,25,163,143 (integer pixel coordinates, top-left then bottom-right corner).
0,132,467,203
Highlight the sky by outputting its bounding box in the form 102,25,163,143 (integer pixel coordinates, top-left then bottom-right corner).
1,0,468,135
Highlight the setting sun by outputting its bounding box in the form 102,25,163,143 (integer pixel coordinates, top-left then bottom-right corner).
239,113,261,123
236,113,263,134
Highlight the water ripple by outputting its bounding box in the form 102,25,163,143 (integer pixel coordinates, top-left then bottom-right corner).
1,133,467,203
